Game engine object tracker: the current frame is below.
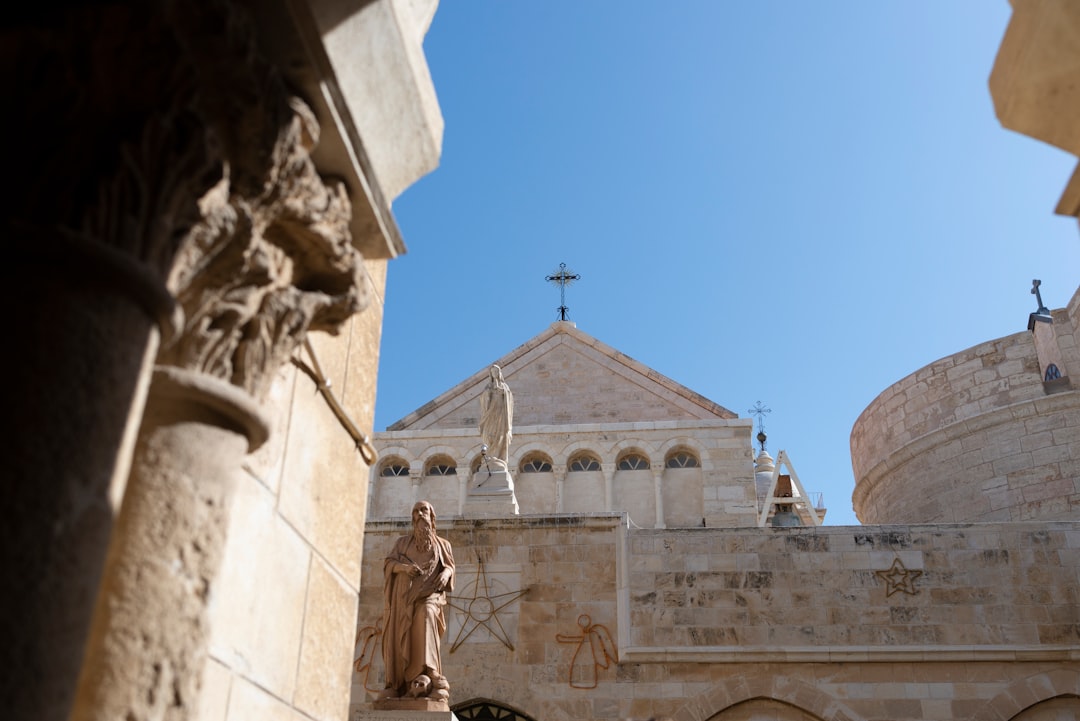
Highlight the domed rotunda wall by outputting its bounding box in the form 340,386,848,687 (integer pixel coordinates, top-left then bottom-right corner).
851,287,1080,524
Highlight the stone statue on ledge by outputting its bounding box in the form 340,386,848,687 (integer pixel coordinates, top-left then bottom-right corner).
378,501,455,706
478,364,514,471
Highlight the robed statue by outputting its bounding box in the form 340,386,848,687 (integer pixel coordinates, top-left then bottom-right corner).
479,364,513,470
379,501,455,702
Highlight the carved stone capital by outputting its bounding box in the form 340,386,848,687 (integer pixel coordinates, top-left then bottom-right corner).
159,92,368,399
4,1,368,401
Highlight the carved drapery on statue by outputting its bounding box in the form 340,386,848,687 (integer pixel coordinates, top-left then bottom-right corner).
380,501,456,707
479,364,514,469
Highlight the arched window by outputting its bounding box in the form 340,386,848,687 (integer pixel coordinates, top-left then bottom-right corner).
568,453,601,472
617,452,649,471
425,455,457,476
379,458,409,477
519,453,553,473
1045,363,1062,381
665,450,699,469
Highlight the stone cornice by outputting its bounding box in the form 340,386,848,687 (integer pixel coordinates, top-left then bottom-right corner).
377,418,751,440
619,644,1080,664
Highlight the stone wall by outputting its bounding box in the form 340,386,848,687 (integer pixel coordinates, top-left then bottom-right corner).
352,516,1080,721
851,285,1080,524
369,420,758,528
199,259,387,721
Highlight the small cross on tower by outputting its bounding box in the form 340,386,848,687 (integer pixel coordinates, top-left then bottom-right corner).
546,262,581,321
1031,279,1049,314
748,401,771,452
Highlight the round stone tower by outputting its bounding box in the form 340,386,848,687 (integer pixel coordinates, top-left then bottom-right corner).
851,285,1080,524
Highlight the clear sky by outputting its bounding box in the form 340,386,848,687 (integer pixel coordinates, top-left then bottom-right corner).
373,2,1080,526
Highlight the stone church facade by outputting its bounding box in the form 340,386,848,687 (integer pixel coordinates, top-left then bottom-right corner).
367,321,762,530
4,2,1078,721
355,306,1078,720
353,8,1080,713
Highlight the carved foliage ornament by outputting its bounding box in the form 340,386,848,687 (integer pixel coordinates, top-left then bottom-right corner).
159,3,367,399
4,1,367,400
160,92,366,399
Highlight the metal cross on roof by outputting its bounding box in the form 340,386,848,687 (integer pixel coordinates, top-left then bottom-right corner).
748,401,771,433
546,262,581,321
748,401,771,452
1031,279,1049,314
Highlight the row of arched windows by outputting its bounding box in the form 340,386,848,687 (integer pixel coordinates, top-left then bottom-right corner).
378,449,700,478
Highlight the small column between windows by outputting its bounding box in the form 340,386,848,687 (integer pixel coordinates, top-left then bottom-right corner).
553,464,567,513
602,462,615,512
652,462,665,529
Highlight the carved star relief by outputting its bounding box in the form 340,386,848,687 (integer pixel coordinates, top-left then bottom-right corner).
875,558,923,596
448,556,529,652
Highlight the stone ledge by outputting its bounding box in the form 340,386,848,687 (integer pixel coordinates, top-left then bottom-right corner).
620,644,1080,663
372,697,451,713
355,706,457,720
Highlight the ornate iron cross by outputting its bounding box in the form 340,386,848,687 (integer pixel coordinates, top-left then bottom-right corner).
546,262,581,321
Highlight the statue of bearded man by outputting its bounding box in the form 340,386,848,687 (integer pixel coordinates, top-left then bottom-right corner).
380,501,455,702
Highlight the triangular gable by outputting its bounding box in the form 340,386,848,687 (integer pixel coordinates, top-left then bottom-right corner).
387,322,735,431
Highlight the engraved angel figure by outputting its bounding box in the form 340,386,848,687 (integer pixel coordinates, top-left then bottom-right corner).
352,621,383,693
555,614,617,689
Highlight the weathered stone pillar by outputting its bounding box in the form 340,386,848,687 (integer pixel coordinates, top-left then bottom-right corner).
2,234,170,721
61,4,369,720
0,7,213,719
71,368,270,721
4,0,439,716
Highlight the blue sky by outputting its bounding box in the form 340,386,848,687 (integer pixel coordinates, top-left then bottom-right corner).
374,3,1080,526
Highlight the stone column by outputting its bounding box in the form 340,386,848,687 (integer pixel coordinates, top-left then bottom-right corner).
458,468,469,516
602,462,616,512
63,5,370,720
0,7,217,719
2,219,172,721
652,462,666,529
72,368,271,721
409,470,423,509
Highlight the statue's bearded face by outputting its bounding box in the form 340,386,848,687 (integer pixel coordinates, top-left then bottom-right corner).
412,502,436,551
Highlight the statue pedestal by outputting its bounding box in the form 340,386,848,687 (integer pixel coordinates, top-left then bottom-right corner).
463,469,519,516
366,698,453,715
357,701,456,719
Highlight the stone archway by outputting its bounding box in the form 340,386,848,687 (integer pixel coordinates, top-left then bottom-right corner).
454,697,539,721
977,669,1080,721
708,698,823,721
1009,696,1080,721
674,673,865,721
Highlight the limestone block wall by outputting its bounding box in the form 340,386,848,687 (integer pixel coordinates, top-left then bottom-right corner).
352,517,1080,721
197,260,386,721
368,419,757,527
851,285,1080,524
